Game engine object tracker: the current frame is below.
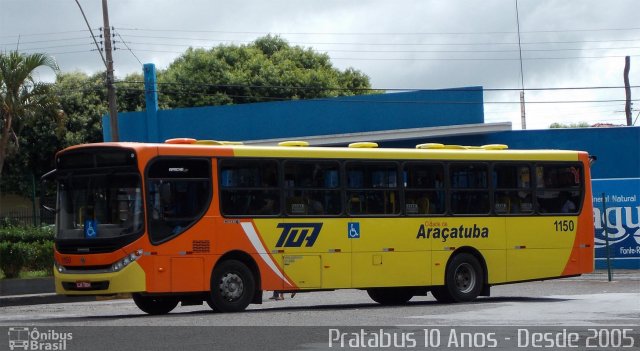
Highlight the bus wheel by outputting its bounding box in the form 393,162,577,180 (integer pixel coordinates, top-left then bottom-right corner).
209,259,255,313
367,288,414,305
435,253,484,303
132,293,179,315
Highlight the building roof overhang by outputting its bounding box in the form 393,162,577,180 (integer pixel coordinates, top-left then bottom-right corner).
244,122,512,146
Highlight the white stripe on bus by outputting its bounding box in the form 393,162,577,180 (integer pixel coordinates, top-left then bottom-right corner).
240,222,292,287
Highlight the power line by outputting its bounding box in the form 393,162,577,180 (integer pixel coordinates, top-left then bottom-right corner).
0,36,94,46
115,40,640,54
114,79,640,93
114,31,142,66
5,43,95,51
115,33,640,47
115,26,640,36
0,29,97,39
119,46,640,61
112,85,640,106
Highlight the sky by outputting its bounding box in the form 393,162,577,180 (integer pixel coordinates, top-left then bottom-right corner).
1,0,639,130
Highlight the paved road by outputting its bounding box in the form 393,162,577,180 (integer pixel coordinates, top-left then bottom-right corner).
0,276,638,350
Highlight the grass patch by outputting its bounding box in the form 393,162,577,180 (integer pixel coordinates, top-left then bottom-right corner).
0,269,51,280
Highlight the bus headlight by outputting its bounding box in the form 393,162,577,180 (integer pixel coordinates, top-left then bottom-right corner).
111,249,143,272
54,261,66,273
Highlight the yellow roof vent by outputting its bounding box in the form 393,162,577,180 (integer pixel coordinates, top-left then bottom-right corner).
348,142,378,148
278,140,309,147
416,143,445,149
195,140,223,145
482,144,509,150
165,138,197,144
195,140,244,145
443,145,467,150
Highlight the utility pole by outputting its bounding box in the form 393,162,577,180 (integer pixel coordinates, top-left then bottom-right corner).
515,0,526,130
102,0,119,141
624,56,632,126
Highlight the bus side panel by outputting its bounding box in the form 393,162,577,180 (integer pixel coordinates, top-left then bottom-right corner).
351,219,430,288
506,217,576,281
562,153,595,275
482,248,507,284
254,219,353,290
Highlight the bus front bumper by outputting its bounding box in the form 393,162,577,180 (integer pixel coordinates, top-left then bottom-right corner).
54,261,146,295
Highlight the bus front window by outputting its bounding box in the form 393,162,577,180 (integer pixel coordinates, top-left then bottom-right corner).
57,174,143,240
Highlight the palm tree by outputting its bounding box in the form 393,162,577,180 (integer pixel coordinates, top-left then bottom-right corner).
0,51,60,178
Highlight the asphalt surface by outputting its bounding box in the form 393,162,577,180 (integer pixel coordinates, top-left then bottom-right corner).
0,272,638,350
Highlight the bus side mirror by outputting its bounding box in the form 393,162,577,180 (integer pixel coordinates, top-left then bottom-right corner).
40,169,57,214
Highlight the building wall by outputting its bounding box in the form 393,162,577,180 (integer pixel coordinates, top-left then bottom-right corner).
104,88,485,142
383,126,640,180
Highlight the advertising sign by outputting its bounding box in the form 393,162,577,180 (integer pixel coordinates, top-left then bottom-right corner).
592,178,640,269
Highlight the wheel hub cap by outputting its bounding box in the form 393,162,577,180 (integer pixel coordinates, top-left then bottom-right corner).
454,263,476,294
219,273,244,301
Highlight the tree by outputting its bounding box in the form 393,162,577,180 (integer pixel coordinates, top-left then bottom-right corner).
54,72,107,146
0,51,60,179
159,35,374,109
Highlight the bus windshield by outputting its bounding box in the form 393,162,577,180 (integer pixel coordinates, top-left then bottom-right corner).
57,173,143,240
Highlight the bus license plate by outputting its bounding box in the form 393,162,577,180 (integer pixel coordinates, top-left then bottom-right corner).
75,281,91,289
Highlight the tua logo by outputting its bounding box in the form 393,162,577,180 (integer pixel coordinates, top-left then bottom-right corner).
275,223,322,247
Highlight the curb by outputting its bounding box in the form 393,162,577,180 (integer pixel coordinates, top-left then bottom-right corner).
0,293,96,307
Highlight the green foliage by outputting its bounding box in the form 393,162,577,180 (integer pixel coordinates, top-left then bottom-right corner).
0,241,54,278
0,241,28,278
24,240,54,272
0,51,60,180
0,226,54,278
54,71,107,146
159,35,374,108
116,73,146,113
0,225,54,243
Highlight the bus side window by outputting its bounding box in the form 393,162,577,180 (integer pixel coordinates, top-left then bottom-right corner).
220,159,280,216
403,162,445,216
450,163,489,215
283,160,341,216
146,158,211,243
493,164,533,215
535,164,582,215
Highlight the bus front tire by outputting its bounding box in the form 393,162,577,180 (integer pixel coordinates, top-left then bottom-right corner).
367,288,414,305
132,293,179,315
209,259,255,313
433,253,484,303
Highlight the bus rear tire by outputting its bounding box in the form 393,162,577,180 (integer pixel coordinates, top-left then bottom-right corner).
132,293,179,315
209,259,255,313
434,253,484,303
367,288,414,305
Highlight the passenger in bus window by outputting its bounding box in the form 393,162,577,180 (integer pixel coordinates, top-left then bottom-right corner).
560,192,576,213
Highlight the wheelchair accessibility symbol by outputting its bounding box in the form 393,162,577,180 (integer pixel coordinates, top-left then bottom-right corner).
84,219,97,239
348,222,360,239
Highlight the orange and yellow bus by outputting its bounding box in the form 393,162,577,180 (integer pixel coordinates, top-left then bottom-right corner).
48,139,594,314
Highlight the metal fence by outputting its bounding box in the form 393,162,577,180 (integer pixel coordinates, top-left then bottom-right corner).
0,197,55,227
